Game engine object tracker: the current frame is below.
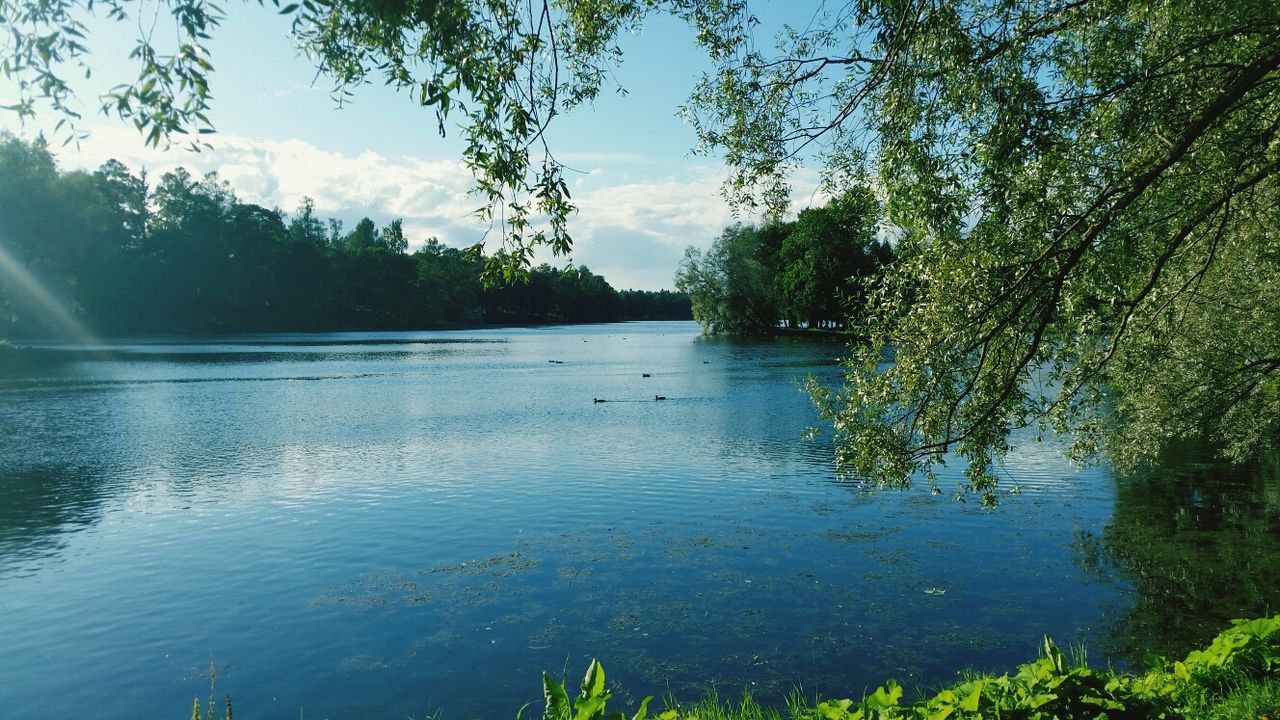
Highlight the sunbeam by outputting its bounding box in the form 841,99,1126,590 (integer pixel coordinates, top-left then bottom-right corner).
0,236,99,345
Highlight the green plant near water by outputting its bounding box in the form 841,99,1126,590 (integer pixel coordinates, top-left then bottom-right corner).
526,659,653,720
535,615,1280,720
190,660,232,720
180,617,1280,719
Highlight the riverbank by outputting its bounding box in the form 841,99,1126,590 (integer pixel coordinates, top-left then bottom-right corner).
534,615,1280,720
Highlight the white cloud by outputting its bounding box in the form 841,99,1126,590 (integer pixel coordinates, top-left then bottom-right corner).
564,165,829,289
575,167,734,246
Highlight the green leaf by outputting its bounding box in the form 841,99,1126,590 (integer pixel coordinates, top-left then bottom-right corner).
866,680,902,709
1042,636,1065,674
959,680,984,712
572,695,607,720
815,699,857,720
278,3,298,13
926,706,954,720
579,660,606,701
631,696,652,720
543,672,571,720
1082,696,1126,711
1025,693,1057,709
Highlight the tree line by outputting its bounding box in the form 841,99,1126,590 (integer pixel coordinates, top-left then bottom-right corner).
675,186,894,335
0,134,690,339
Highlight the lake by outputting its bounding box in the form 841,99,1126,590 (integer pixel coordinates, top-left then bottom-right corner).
2,321,1278,718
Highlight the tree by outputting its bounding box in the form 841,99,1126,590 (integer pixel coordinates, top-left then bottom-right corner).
93,159,148,250
0,133,98,336
777,187,881,330
288,197,328,249
706,0,1280,502
412,238,485,325
618,289,693,321
675,223,778,336
8,0,1280,490
343,217,379,254
378,219,408,255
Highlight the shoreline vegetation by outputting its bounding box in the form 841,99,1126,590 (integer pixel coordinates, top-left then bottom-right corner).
0,134,691,342
190,616,1280,720
674,192,894,339
521,614,1280,720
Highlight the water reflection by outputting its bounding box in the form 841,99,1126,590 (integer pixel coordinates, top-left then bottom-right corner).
0,464,107,571
1078,452,1280,659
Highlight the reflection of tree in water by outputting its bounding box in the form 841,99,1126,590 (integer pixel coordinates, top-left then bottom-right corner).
1078,450,1280,660
0,464,106,569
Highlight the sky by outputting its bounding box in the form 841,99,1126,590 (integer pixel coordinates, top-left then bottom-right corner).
0,1,829,290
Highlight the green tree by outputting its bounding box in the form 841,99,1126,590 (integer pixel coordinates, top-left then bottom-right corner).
378,219,408,255
675,223,778,336
0,133,103,336
288,197,328,249
92,159,148,250
145,169,240,330
720,0,1280,501
0,136,654,336
777,187,882,330
343,217,379,254
414,238,487,324
333,217,416,327
618,289,693,321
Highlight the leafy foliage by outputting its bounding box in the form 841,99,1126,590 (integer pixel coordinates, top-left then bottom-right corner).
675,223,780,336
529,659,652,720
537,615,1280,720
728,0,1280,499
776,188,886,331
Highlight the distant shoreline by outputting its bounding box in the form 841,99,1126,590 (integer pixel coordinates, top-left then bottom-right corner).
1,318,699,347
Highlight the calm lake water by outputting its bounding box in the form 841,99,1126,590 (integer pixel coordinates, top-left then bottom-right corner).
2,321,1278,719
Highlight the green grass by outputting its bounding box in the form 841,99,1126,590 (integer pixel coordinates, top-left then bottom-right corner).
1195,677,1280,720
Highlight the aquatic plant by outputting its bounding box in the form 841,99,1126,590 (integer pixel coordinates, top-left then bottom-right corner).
189,661,231,720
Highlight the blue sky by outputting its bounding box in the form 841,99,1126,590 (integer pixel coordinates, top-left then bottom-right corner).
1,2,827,290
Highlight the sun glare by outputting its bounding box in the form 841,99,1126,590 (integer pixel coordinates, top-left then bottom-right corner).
0,236,99,345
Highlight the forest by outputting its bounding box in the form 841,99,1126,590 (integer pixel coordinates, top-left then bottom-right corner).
0,133,690,339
